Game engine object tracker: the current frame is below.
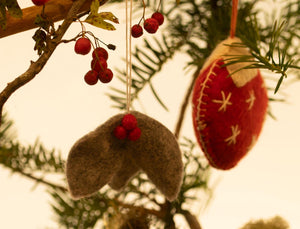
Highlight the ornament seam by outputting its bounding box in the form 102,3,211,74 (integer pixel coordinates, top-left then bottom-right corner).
195,59,221,168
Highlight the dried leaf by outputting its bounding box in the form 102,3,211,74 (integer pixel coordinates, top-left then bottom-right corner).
85,12,119,31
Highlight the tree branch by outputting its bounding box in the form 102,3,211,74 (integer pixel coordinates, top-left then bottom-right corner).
174,67,201,139
0,0,95,127
182,210,202,229
15,169,67,191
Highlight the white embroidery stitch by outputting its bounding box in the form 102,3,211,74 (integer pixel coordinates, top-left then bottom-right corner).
246,90,256,110
212,91,233,112
225,125,241,145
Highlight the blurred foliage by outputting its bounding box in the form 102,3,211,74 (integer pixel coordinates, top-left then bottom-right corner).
240,216,290,229
108,0,300,109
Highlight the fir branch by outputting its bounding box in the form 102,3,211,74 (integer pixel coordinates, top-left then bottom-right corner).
0,113,66,191
107,34,185,110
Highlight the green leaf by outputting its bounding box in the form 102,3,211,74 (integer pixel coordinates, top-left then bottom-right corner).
85,12,119,31
5,0,22,18
149,82,169,111
274,75,284,94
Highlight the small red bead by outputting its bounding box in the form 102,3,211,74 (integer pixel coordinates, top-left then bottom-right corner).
98,68,113,83
144,18,159,34
114,125,127,139
92,47,109,60
131,24,143,38
151,12,164,26
128,127,141,141
122,114,138,131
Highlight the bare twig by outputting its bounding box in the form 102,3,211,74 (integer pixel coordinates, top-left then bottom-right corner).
15,169,67,192
174,67,201,139
182,210,202,229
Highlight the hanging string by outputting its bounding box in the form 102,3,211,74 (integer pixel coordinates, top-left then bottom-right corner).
125,0,129,111
125,0,133,113
230,0,239,38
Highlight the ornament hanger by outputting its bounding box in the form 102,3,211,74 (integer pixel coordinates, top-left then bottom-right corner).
125,0,133,112
230,0,239,38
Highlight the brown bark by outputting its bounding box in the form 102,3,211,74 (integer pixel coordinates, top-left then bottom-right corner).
183,211,202,229
0,0,106,38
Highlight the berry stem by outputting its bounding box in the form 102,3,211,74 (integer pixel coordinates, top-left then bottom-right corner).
138,0,146,25
156,0,162,12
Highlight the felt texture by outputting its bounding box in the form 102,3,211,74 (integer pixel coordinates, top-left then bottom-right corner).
192,38,268,170
66,111,183,201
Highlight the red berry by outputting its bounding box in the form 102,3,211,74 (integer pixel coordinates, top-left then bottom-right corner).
91,58,107,72
84,70,98,85
128,127,141,141
144,18,159,34
131,24,143,38
32,0,49,6
75,37,91,55
98,68,113,83
151,12,164,26
92,47,109,60
114,125,127,139
122,114,137,131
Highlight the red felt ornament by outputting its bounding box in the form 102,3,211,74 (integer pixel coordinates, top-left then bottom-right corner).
192,37,268,170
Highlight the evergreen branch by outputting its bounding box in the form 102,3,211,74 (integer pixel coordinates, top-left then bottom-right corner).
224,16,300,94
50,191,110,228
107,34,185,111
13,168,67,191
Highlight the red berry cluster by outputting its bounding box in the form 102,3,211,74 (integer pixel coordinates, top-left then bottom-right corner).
32,0,49,6
114,114,141,141
74,37,114,85
131,12,164,38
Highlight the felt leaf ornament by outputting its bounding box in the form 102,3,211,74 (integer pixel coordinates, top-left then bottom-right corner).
192,37,268,170
66,111,183,201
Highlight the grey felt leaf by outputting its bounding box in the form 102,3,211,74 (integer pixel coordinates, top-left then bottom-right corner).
66,115,123,199
126,112,183,201
108,154,140,191
66,111,183,202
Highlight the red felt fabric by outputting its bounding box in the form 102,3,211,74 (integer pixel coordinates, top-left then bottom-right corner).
192,59,268,170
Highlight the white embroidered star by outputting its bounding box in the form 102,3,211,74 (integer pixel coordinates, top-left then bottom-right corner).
246,90,256,110
212,91,233,112
225,125,241,145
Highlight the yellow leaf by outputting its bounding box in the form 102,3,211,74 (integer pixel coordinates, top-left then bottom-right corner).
99,12,119,24
85,11,119,31
85,15,116,31
90,0,99,15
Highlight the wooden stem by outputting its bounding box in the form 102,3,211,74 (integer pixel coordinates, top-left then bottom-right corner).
174,67,201,139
